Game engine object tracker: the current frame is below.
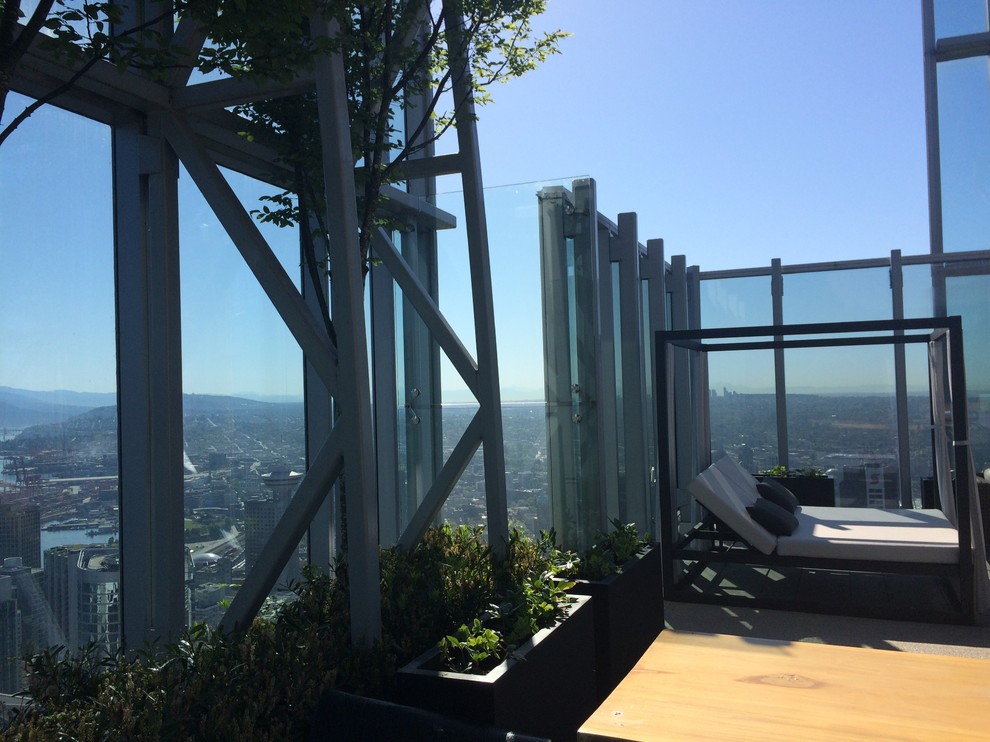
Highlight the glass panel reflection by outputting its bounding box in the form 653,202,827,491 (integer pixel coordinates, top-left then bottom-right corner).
901,263,937,319
782,267,891,324
1,98,118,683
708,350,777,474
937,57,990,253
934,0,989,39
179,168,304,625
434,180,573,539
946,272,990,471
700,275,772,328
785,346,898,507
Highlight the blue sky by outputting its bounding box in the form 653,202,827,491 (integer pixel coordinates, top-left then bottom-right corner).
1,2,935,398
471,0,929,269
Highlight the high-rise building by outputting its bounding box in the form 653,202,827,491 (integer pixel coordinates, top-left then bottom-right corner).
45,546,120,655
0,557,61,653
244,469,303,589
0,504,41,568
0,575,22,694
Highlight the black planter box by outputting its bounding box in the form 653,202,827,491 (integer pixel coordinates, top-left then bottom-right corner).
569,546,663,700
762,476,835,507
397,594,595,741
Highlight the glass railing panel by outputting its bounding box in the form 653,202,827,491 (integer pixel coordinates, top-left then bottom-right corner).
936,57,990,253
1,97,119,680
433,180,574,538
945,272,990,471
707,350,777,474
903,260,990,476
901,263,937,319
699,275,772,328
782,267,892,325
179,167,305,623
785,345,899,506
934,0,989,39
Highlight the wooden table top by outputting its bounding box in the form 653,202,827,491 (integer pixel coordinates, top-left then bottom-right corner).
578,630,990,742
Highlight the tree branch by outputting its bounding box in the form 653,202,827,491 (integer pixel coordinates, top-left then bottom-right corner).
0,0,55,70
0,4,173,146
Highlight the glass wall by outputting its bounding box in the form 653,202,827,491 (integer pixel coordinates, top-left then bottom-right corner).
781,268,895,490
179,168,305,623
0,97,119,687
945,272,990,470
782,267,891,324
689,252,990,507
699,275,772,328
785,344,899,505
936,57,990,253
934,0,988,39
904,259,990,474
433,180,564,537
708,350,777,474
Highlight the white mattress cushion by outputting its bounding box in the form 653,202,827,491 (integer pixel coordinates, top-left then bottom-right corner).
687,457,777,555
713,455,761,507
777,507,959,564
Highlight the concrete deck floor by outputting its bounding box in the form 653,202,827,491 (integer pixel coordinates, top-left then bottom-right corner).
664,599,990,659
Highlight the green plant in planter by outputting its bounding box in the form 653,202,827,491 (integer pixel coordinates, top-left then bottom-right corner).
5,525,579,737
438,619,502,673
568,519,651,580
430,527,576,674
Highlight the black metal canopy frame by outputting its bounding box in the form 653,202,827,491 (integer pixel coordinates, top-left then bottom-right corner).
655,317,979,623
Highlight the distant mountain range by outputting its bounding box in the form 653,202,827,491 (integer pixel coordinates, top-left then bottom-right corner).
0,386,116,430
0,386,303,433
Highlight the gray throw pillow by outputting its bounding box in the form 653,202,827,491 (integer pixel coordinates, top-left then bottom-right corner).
758,479,799,513
747,497,798,536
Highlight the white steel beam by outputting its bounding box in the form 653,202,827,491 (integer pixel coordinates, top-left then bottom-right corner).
399,412,484,551
304,227,337,569
220,424,345,633
166,17,207,88
172,73,315,113
643,239,666,540
311,14,382,643
616,213,650,529
371,258,400,545
442,3,509,554
11,22,170,116
399,82,444,545
114,113,187,650
590,191,619,531
112,0,185,654
921,0,945,255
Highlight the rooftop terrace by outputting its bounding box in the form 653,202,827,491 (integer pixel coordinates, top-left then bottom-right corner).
2,0,990,736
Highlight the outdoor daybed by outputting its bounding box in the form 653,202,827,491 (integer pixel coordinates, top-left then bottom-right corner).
692,455,959,563
656,317,988,624
667,454,974,622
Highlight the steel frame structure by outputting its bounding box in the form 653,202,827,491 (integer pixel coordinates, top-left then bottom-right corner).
7,2,509,647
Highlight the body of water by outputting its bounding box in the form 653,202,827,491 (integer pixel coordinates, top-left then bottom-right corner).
41,527,118,553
